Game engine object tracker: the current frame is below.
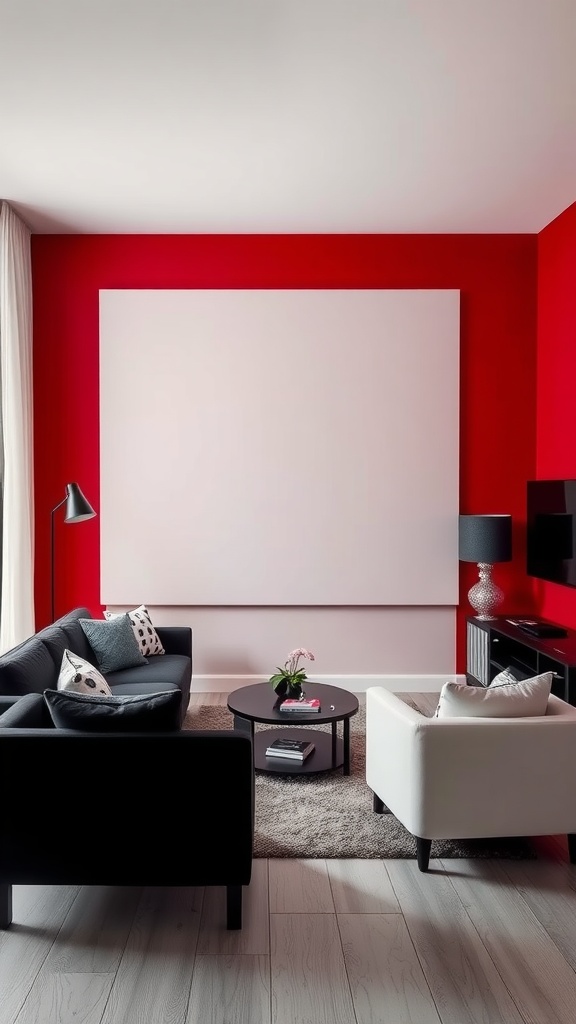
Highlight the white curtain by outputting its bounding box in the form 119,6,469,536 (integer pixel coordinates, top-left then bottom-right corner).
0,202,35,652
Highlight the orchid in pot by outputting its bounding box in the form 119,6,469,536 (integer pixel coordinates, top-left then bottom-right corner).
268,648,315,699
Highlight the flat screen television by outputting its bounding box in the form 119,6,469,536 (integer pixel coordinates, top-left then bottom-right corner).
527,480,576,587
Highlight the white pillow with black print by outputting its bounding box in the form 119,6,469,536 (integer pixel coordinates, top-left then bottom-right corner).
489,666,519,687
104,605,165,657
435,672,553,719
58,650,112,695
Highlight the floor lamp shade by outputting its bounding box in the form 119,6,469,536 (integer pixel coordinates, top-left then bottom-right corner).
459,514,512,619
63,483,97,523
51,483,96,623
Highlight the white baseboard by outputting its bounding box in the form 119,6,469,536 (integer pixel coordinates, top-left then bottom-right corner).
191,673,466,694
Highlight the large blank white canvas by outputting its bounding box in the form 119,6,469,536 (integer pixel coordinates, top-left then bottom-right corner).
99,289,459,605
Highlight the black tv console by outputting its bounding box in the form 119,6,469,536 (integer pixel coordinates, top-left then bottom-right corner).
466,615,576,706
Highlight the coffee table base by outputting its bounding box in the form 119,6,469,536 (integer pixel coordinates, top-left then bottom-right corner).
254,729,344,775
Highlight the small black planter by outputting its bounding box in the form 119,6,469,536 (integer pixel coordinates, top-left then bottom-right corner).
273,678,303,700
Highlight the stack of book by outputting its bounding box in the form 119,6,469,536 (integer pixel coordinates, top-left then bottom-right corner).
279,697,321,713
265,737,315,762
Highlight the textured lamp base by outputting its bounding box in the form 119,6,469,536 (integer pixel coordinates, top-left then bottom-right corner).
467,562,504,620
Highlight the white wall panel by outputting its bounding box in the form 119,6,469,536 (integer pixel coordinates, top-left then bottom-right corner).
105,603,459,690
99,289,459,606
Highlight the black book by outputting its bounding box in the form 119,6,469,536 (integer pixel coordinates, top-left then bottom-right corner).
265,737,315,761
507,618,567,639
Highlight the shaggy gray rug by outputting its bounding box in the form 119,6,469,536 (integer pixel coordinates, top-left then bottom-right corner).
184,703,535,861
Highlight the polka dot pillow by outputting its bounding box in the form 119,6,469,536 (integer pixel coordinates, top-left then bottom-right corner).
58,650,112,695
104,605,165,657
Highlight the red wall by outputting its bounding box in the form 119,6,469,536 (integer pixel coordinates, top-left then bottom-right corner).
535,202,576,624
31,234,538,667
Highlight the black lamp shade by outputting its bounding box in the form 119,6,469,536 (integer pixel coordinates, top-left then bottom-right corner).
459,514,512,564
63,483,96,523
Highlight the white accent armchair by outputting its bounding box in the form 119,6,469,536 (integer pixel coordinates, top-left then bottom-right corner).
365,686,576,870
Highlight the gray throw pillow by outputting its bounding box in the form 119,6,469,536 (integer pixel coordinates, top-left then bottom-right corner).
43,688,182,732
104,604,165,657
79,614,148,674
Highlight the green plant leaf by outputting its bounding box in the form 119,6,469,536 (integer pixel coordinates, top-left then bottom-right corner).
269,673,285,686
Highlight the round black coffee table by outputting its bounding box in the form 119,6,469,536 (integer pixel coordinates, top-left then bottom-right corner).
227,682,359,775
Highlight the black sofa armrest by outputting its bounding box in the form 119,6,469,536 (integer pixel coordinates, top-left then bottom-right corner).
0,697,20,715
0,728,253,928
155,626,192,661
0,693,50,728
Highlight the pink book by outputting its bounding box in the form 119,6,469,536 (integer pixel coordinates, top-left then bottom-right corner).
279,698,321,712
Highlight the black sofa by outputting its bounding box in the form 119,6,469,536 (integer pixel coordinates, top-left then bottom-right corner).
0,607,192,725
0,610,255,929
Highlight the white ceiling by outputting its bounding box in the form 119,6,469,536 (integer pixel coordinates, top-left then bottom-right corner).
1,0,575,235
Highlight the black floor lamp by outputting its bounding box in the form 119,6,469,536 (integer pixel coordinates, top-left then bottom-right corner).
51,482,96,623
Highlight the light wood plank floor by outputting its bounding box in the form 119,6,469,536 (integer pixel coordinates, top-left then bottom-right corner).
1,692,575,1024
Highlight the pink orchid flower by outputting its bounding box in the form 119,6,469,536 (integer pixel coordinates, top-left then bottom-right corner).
269,648,316,690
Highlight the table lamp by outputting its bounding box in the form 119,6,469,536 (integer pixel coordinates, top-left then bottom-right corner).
459,514,512,619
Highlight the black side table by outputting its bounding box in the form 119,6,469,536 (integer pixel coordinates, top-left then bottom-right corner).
227,682,359,775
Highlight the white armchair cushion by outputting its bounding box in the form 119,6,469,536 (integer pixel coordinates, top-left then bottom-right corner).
435,672,553,718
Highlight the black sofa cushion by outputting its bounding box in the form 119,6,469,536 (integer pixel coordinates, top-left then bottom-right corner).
106,680,181,699
0,638,56,695
44,688,182,732
106,654,190,694
35,624,70,670
58,608,96,663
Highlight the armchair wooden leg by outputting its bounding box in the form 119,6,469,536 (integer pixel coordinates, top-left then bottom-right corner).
372,792,390,814
0,884,13,928
568,835,576,864
226,884,242,930
416,838,432,872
